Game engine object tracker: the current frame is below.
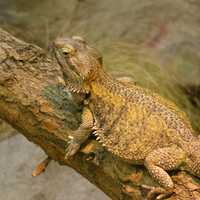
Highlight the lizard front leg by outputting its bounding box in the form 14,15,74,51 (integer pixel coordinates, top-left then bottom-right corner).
65,106,94,160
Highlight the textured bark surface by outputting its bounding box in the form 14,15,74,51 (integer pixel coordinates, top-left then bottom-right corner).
0,28,200,200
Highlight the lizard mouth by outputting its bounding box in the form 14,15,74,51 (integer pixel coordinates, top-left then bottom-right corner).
52,47,89,94
53,48,79,78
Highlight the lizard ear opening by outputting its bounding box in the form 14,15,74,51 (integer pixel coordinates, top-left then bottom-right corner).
98,56,103,65
87,46,103,66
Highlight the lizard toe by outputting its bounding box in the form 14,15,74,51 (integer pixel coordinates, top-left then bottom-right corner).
141,185,173,200
65,141,80,160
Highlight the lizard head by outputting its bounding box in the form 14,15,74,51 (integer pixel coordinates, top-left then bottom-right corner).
53,36,102,93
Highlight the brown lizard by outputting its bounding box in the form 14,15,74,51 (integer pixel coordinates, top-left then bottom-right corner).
44,36,200,199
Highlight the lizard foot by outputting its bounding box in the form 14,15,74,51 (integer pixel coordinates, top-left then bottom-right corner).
141,185,173,200
65,137,80,160
86,148,105,166
32,157,51,177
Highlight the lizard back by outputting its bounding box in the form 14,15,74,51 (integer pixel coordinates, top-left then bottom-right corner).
89,70,195,162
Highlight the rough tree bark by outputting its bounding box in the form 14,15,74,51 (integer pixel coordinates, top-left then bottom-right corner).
0,28,200,200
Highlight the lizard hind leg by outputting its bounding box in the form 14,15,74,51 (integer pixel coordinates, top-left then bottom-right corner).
144,145,186,199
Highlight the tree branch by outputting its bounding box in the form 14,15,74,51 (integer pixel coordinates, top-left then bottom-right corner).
0,28,200,200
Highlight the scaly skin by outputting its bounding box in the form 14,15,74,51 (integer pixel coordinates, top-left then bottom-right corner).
53,36,200,199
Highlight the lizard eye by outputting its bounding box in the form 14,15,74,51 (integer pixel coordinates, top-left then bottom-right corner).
62,50,69,55
62,44,76,55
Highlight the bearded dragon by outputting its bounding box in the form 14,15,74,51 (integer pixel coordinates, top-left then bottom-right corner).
35,36,200,199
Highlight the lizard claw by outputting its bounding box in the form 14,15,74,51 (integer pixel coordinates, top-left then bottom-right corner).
141,185,173,200
65,139,80,160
